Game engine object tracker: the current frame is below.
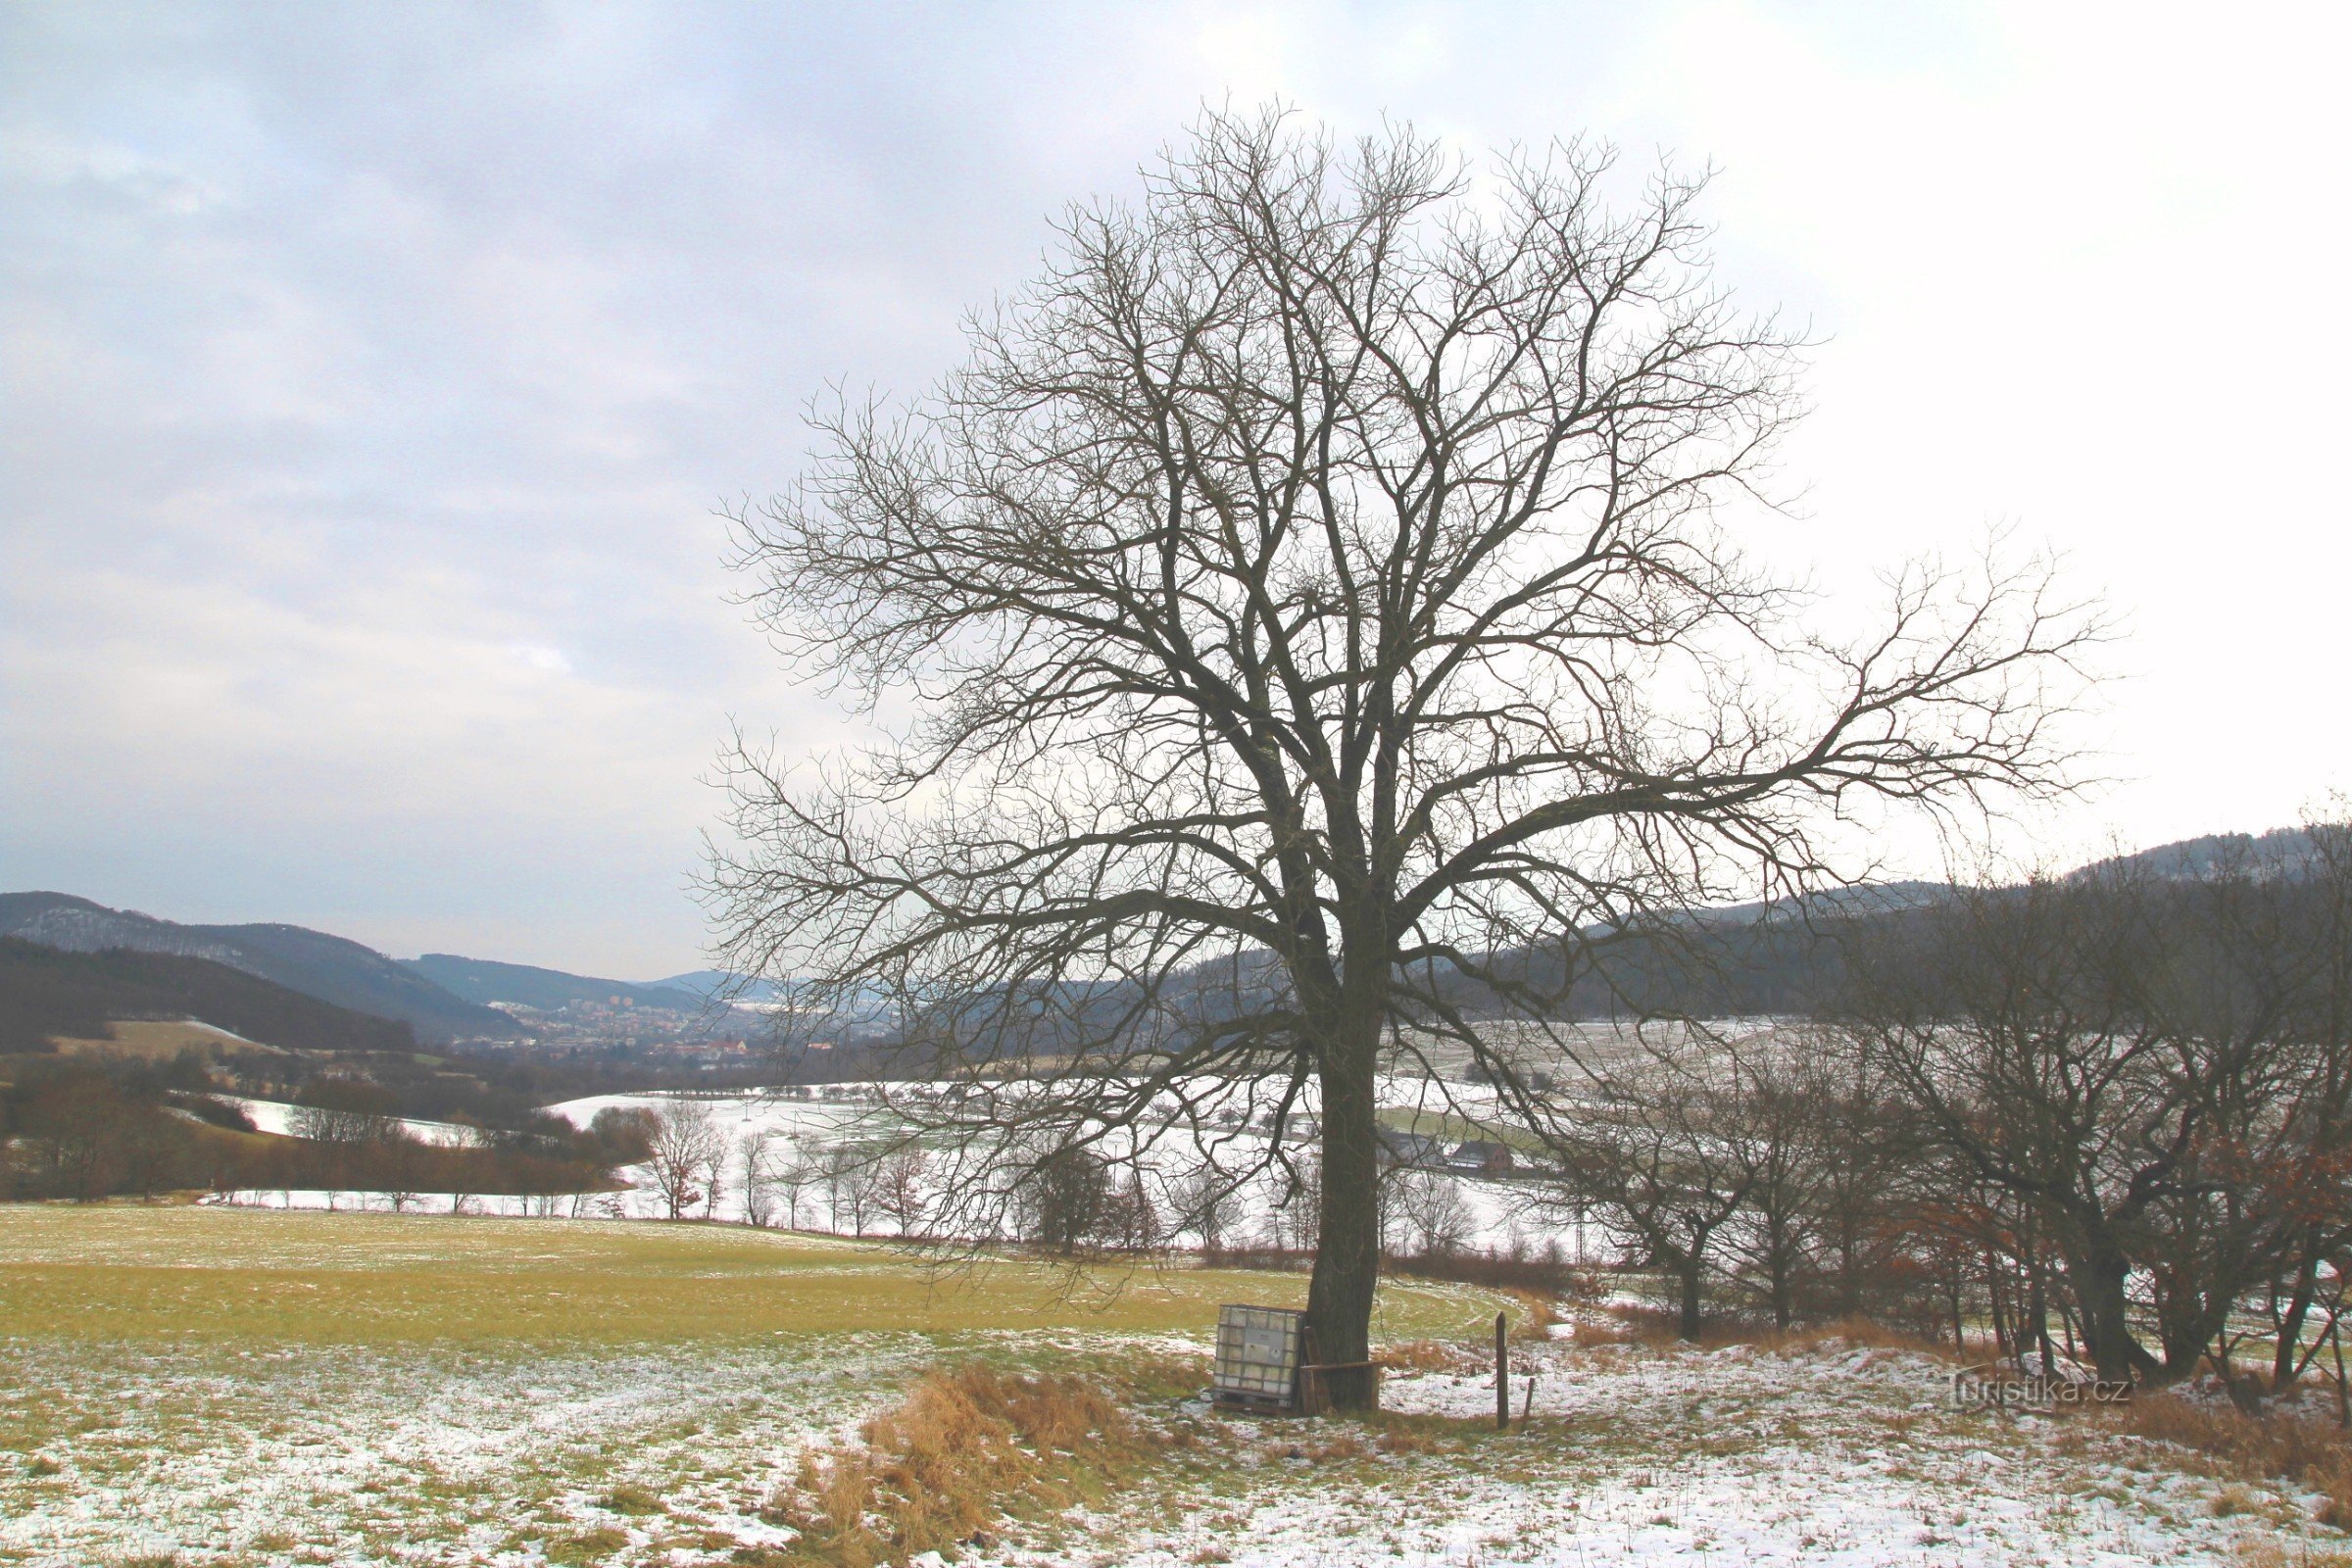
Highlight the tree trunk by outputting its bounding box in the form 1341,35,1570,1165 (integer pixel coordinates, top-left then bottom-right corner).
1986,1249,2011,1357
2274,1248,2319,1392
2066,1240,2143,1382
1306,1025,1382,1409
1679,1253,1705,1342
2026,1261,2053,1371
1837,1211,1862,1318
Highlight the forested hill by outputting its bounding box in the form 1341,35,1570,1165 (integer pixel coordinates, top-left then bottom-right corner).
1447,826,2343,1020
403,954,700,1012
0,893,522,1044
0,937,416,1055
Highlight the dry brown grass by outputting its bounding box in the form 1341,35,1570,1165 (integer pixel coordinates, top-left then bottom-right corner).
2121,1389,2352,1532
1562,1309,1677,1348
2234,1539,2352,1568
776,1365,1141,1566
1507,1289,1562,1341
1761,1316,1951,1358
1380,1338,1480,1374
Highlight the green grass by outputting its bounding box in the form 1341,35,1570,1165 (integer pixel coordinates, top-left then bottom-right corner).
0,1204,1512,1347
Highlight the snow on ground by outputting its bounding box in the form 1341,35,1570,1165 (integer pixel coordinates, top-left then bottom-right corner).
522,1086,1599,1253
206,1187,625,1217
0,1331,935,1566
1105,1336,2348,1568
9,1322,2345,1567
220,1094,487,1147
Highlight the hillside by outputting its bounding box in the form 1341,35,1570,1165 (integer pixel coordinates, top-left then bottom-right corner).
0,937,416,1055
402,954,700,1013
0,893,523,1045
641,968,787,1002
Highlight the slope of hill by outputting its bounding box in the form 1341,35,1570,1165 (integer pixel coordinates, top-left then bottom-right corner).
403,954,700,1013
0,893,522,1045
0,937,416,1055
642,968,787,1002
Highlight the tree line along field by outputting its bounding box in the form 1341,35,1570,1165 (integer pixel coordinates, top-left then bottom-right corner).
7,1202,2352,1568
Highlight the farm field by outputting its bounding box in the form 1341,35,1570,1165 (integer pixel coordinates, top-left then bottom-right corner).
4,1204,2348,1568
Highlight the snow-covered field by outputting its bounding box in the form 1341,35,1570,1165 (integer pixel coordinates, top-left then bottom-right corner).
219,1093,488,1147
211,1082,1592,1256
9,1304,2347,1567
551,1084,1583,1252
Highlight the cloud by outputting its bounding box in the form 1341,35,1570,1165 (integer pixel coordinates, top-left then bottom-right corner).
3,0,2346,972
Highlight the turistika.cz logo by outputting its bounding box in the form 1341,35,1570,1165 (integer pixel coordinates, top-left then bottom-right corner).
1950,1361,2133,1409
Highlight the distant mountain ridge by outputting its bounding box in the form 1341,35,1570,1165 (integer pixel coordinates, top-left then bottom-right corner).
0,893,522,1045
642,968,788,1003
3,824,2327,1056
0,937,417,1055
403,954,701,1013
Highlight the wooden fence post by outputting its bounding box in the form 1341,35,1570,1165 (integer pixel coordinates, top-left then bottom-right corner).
1495,1311,1509,1432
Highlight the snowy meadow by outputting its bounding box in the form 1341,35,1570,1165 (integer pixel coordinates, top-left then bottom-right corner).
5,1204,2350,1568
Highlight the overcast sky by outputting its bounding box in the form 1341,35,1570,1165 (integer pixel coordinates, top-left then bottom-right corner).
3,1,2345,979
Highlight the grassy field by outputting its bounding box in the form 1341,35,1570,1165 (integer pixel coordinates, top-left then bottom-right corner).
45,1018,291,1057
0,1204,1525,1568
6,1203,2347,1568
0,1204,1512,1347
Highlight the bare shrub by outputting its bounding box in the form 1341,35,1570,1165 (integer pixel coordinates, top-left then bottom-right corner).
2120,1390,2352,1531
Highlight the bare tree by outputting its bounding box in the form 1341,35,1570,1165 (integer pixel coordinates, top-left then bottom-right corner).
1101,1166,1163,1252
1547,1049,1757,1340
813,1141,882,1237
739,1131,776,1227
645,1101,724,1222
1839,867,2170,1378
872,1146,931,1239
289,1078,398,1147
1712,1033,1849,1330
2265,809,2352,1392
810,1140,854,1234
1172,1165,1239,1258
1389,1168,1474,1260
774,1147,811,1232
1838,844,2352,1385
708,109,2095,1403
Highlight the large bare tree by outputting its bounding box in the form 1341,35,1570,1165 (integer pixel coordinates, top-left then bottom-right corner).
708,109,2092,1405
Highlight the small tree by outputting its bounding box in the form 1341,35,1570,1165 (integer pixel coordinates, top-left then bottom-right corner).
1715,1036,1846,1330
872,1146,931,1239
645,1101,724,1222
1547,1047,1757,1341
739,1131,776,1227
774,1147,811,1232
1101,1167,1163,1252
1390,1169,1475,1260
1019,1145,1111,1253
1173,1166,1240,1259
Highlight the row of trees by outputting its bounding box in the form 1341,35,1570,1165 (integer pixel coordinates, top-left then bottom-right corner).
1529,830,2352,1396
632,1101,935,1234
629,1100,1491,1270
